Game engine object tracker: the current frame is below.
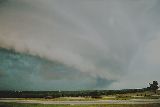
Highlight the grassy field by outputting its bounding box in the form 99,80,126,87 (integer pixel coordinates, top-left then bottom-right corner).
0,102,160,107
101,90,160,100
7,91,159,101
0,91,160,107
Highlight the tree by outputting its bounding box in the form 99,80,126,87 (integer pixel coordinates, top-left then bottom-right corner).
149,81,159,93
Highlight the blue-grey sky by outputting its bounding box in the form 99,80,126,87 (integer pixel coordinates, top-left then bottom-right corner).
0,0,160,90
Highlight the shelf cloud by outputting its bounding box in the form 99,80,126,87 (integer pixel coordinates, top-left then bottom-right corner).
0,0,160,90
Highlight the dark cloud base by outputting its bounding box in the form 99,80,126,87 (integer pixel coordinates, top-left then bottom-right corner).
0,47,114,91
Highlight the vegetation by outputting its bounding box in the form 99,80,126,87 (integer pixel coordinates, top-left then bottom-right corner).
0,89,159,99
0,103,160,107
0,81,159,101
0,89,143,98
148,81,159,93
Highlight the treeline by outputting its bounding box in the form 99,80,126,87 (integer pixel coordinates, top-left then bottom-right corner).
0,81,158,98
0,89,144,98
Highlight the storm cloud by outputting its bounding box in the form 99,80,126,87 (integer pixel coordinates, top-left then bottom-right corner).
0,0,160,90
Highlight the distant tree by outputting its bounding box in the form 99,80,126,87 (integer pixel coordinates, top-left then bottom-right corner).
149,81,159,93
89,91,102,98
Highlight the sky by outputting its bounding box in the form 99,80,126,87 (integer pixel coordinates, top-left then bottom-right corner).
0,0,160,91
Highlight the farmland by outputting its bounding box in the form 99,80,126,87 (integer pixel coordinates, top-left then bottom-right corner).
0,90,160,106
0,102,160,107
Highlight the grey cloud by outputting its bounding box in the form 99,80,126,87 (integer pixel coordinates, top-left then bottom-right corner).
0,0,160,90
0,48,111,90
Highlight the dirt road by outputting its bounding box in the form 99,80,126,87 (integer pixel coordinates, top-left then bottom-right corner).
0,99,160,105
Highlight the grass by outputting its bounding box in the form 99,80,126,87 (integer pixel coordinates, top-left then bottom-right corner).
10,97,97,101
0,91,160,107
0,102,160,107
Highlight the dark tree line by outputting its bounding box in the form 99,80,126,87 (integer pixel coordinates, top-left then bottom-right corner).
0,81,159,98
146,81,159,93
0,89,145,98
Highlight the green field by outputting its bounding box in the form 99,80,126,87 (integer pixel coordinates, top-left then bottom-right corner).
0,103,160,107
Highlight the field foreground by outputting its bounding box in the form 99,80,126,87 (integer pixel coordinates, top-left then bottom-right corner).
0,102,160,107
0,98,160,105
